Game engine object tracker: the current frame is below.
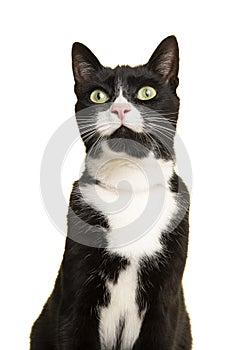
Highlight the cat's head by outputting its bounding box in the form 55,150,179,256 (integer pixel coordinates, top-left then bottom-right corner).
72,36,179,159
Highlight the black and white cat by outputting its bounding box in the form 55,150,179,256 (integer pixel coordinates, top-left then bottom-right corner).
30,36,192,349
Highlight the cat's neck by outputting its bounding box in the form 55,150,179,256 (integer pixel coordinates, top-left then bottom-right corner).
85,141,174,193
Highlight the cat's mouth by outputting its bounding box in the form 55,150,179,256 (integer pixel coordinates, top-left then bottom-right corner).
109,125,135,138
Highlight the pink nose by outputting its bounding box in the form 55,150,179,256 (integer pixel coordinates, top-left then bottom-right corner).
111,103,131,120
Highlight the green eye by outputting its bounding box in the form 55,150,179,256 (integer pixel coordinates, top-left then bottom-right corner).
137,86,157,101
90,89,109,104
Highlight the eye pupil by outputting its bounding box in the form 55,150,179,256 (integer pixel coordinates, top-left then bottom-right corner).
145,89,150,97
97,92,102,100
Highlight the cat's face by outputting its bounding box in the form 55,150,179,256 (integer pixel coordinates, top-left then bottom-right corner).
72,36,179,159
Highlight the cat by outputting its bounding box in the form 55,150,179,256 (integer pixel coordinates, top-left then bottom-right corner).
30,35,192,349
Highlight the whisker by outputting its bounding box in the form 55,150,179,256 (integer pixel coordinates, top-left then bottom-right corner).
150,126,174,142
78,121,97,125
82,129,98,143
144,116,176,124
145,124,175,155
142,128,162,159
149,130,174,141
79,123,97,129
79,128,97,136
144,111,178,115
90,133,106,157
146,123,174,138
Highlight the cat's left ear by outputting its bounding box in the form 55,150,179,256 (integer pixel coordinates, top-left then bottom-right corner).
72,43,103,83
146,36,179,84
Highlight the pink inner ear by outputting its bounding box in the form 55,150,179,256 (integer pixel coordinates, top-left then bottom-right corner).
158,53,174,77
146,36,179,80
73,58,93,81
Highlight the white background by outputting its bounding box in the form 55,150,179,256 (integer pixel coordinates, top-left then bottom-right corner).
1,1,233,349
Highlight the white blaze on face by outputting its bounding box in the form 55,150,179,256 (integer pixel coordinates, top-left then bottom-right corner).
96,88,144,136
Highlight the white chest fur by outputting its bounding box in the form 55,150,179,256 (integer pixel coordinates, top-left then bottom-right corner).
79,143,178,349
99,261,143,350
80,143,178,258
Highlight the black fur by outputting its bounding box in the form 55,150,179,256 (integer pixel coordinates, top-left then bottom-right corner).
30,36,192,349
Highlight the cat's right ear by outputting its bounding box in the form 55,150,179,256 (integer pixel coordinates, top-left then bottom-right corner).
72,43,103,83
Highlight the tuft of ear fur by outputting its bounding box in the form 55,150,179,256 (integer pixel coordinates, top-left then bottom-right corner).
72,43,103,83
146,36,179,83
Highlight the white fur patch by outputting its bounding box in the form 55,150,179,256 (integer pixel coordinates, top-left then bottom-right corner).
81,142,177,258
99,261,144,350
96,89,143,135
79,142,178,349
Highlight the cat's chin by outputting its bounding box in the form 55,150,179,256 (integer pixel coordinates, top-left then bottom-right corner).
106,126,150,158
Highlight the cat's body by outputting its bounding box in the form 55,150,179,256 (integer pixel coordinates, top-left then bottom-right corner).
31,36,192,349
